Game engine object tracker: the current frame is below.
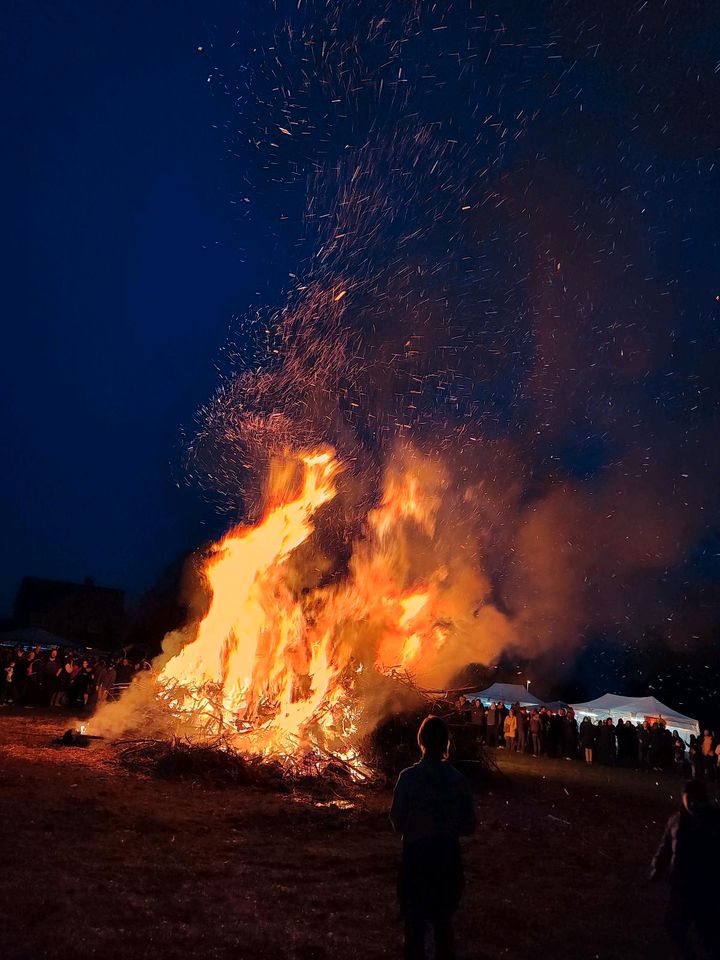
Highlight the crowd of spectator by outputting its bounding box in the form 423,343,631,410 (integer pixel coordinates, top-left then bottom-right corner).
0,645,150,711
2,652,718,784
453,695,720,780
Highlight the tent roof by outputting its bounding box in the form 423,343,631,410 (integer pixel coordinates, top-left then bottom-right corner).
0,627,75,648
468,682,544,706
570,692,698,730
620,696,697,725
572,693,639,712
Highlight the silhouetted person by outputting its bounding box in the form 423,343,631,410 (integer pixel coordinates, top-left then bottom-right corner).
688,735,700,779
579,716,596,763
650,721,665,769
516,707,528,754
561,709,577,759
497,702,508,746
624,720,638,767
529,709,542,758
70,659,93,708
12,649,28,704
485,702,498,748
24,650,40,706
42,648,61,705
597,718,616,764
651,780,720,959
390,715,476,960
672,732,686,777
539,708,551,755
547,711,563,758
639,721,651,769
616,718,627,763
52,660,75,706
115,657,134,687
469,700,485,744
700,730,716,781
1,655,15,703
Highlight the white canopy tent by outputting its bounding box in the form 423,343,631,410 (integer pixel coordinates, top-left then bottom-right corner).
570,693,700,742
466,682,545,708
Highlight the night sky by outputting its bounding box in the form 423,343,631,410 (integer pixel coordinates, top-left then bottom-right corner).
2,2,719,709
2,2,266,613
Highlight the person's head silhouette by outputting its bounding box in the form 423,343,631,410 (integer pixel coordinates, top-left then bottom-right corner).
418,715,450,760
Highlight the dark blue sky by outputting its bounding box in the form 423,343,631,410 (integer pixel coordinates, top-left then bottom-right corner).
0,3,270,612
2,0,719,660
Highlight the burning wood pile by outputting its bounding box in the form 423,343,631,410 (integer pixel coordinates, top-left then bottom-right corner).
94,447,503,783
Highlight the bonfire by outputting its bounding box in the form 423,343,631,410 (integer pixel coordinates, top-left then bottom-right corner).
96,446,505,780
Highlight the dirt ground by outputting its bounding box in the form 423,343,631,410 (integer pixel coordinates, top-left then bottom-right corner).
0,710,705,960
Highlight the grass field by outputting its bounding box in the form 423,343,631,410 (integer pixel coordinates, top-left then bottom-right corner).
0,710,701,960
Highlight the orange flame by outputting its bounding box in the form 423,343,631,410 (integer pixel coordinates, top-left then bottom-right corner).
158,451,349,757
155,447,500,770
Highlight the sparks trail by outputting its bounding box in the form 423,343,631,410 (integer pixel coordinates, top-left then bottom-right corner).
191,3,546,507
100,1,720,760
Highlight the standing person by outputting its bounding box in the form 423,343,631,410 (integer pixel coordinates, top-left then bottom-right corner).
485,702,497,748
688,736,699,780
71,659,93,709
649,722,664,769
24,651,40,706
672,733,686,777
516,707,527,755
11,649,28,705
52,660,75,707
115,657,134,690
580,716,596,764
1,656,15,704
605,718,617,765
529,710,542,758
42,648,61,705
561,709,578,760
469,699,485,745
390,716,476,960
503,708,517,752
650,780,720,959
93,660,108,706
639,721,651,769
595,719,608,763
625,720,638,768
104,661,117,701
498,703,508,747
661,723,675,769
700,730,715,780
96,660,115,704
616,719,627,765
539,708,550,756
547,711,562,759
